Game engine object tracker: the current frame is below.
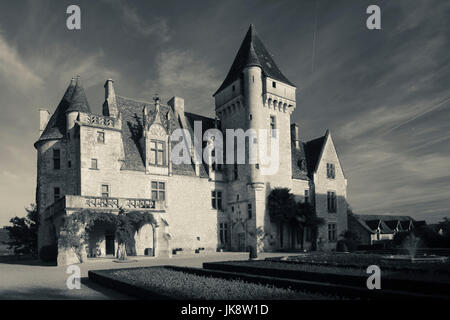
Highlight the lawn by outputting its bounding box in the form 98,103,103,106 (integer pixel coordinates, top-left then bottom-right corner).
99,267,335,300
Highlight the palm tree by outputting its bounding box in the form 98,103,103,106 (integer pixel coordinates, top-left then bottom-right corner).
267,188,296,222
268,188,296,249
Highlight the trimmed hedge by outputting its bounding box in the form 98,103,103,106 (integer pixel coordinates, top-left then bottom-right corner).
202,261,450,298
89,266,330,300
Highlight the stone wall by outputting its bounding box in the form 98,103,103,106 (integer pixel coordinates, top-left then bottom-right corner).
313,134,348,251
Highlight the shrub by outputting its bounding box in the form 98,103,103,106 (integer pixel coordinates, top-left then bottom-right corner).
336,240,349,252
4,205,39,255
39,244,57,262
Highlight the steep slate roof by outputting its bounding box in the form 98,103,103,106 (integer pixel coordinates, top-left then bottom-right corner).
365,220,381,231
214,24,295,95
291,141,309,180
290,131,330,180
35,78,92,146
353,214,417,234
116,95,214,177
400,220,413,230
356,214,414,222
385,220,401,230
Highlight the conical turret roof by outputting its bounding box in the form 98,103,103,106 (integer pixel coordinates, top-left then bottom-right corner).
214,24,295,96
35,77,91,146
66,76,91,113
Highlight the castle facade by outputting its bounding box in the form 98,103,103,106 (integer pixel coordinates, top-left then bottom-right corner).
35,25,348,265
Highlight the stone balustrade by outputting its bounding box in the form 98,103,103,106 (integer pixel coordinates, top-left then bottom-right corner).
44,195,164,218
77,112,122,130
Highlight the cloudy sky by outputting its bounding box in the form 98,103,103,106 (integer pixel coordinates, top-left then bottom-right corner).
0,0,449,226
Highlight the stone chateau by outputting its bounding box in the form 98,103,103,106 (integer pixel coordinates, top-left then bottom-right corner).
35,25,348,265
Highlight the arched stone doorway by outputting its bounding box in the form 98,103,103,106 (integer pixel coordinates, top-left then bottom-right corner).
134,223,155,256
233,222,247,252
87,221,116,257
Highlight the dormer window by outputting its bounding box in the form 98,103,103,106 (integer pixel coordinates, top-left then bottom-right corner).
298,159,306,171
150,140,166,166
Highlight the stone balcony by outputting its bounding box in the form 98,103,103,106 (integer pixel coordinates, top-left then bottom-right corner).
44,195,165,219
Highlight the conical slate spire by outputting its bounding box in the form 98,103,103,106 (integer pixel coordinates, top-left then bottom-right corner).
66,75,91,113
214,24,295,96
35,76,91,145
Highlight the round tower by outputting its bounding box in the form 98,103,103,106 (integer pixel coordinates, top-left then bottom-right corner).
243,66,264,187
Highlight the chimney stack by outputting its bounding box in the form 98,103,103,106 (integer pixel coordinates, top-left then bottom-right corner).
291,123,300,149
103,79,118,117
168,97,184,122
39,109,50,135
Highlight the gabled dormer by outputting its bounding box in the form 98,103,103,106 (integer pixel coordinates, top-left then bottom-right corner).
307,130,347,185
141,97,171,175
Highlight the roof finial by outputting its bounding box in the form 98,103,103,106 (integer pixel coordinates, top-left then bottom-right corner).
75,74,81,85
153,93,160,114
153,93,160,103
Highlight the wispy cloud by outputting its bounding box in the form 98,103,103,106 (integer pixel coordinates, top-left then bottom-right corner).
0,30,43,90
142,49,219,115
101,0,171,42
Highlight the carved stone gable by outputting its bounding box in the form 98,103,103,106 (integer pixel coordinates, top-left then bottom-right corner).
149,123,167,138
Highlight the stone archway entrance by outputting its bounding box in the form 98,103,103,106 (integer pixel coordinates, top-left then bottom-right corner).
134,223,155,256
87,222,116,258
105,231,115,255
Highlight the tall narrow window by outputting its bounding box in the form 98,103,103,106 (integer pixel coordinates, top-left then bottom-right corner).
217,191,222,210
272,81,277,88
53,187,60,202
219,223,229,244
247,203,252,219
304,190,309,203
53,149,60,170
327,191,337,213
101,185,109,198
211,191,217,209
233,163,238,180
327,163,335,179
270,116,276,137
97,131,105,144
211,191,222,210
219,223,224,244
91,158,98,170
328,223,337,241
224,223,229,243
151,181,166,201
150,140,166,165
